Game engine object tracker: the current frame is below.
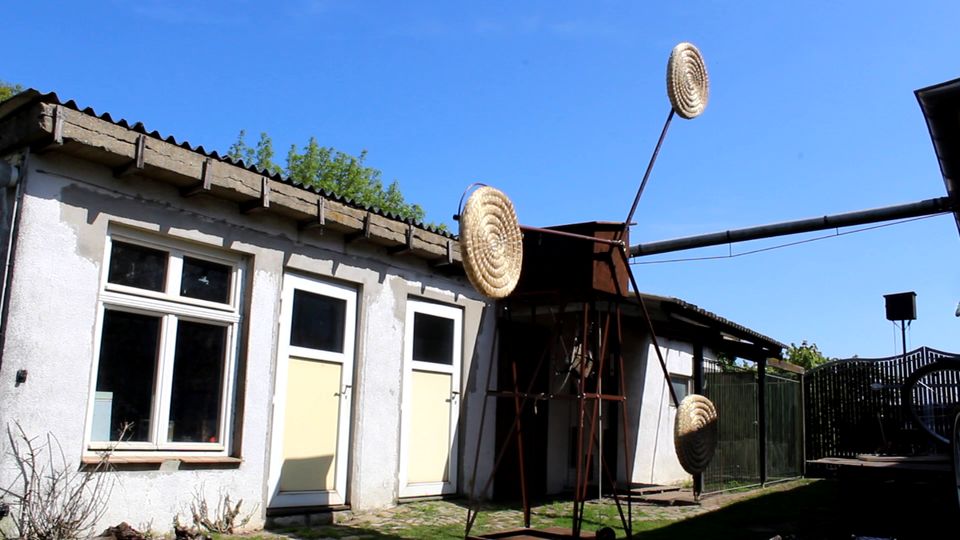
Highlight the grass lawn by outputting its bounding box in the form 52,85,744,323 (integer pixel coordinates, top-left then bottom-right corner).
224,477,958,539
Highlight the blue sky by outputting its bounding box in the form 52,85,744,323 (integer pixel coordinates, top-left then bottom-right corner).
5,1,959,358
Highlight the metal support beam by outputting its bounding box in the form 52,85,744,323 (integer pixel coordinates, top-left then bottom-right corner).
757,356,767,486
693,342,705,499
631,196,954,257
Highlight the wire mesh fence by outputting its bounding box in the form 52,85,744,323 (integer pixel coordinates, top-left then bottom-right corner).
766,372,803,481
702,357,802,494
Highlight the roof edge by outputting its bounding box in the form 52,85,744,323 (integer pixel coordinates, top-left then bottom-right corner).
0,92,463,268
0,88,455,239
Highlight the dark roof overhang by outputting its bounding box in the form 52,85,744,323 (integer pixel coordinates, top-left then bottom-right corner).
915,77,960,236
633,292,788,363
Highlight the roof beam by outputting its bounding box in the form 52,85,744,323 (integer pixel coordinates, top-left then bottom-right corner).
239,177,271,214
113,134,146,177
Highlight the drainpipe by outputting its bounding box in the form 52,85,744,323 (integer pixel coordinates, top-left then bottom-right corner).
757,356,767,486
0,151,27,371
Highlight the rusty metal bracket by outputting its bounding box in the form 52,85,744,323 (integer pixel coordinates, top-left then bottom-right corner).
239,176,271,213
113,134,146,178
299,197,327,231
388,223,416,255
430,239,455,268
33,105,66,154
52,105,64,146
345,212,373,243
180,158,213,197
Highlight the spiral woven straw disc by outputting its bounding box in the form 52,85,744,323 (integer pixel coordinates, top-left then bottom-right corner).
666,42,710,119
674,393,719,474
459,186,523,299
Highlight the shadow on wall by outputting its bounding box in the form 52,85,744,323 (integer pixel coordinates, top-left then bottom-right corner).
278,455,334,492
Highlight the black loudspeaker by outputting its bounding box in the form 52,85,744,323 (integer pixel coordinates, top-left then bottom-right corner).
884,291,917,321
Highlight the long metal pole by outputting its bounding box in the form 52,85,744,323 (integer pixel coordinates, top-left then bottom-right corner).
901,321,908,363
630,196,953,257
624,109,676,228
521,225,625,247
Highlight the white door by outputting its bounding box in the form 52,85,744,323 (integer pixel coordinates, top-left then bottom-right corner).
268,274,356,507
399,300,463,497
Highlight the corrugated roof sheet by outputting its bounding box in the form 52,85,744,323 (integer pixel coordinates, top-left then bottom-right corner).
0,89,454,238
636,291,787,351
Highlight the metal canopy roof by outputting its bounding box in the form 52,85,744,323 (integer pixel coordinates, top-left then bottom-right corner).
634,292,787,356
915,77,960,236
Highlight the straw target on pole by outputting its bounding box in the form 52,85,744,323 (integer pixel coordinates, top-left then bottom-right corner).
674,393,719,474
667,42,710,120
624,41,710,227
458,186,523,299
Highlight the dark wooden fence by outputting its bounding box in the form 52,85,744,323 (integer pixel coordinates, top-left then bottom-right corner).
804,346,960,460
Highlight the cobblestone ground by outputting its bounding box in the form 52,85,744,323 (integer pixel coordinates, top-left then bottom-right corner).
248,480,811,539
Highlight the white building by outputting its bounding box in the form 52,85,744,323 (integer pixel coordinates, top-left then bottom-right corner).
0,91,496,531
0,90,789,534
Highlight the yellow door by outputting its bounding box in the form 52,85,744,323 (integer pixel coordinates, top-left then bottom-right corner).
400,300,463,497
279,359,342,492
408,370,453,483
269,274,356,508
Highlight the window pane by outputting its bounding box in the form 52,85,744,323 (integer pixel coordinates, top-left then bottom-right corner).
93,310,160,442
671,376,690,403
290,290,346,352
107,241,167,291
413,312,455,365
181,257,231,303
168,321,227,443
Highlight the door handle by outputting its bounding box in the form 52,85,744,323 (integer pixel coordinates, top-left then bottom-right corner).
335,384,352,397
446,390,460,403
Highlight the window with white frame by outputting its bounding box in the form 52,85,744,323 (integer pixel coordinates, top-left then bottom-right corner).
669,374,692,406
88,231,243,452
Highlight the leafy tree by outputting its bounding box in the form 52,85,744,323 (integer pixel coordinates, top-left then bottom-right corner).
226,129,255,165
254,132,281,175
231,130,435,227
785,340,832,370
0,80,24,102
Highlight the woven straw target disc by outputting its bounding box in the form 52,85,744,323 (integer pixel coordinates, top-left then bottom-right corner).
666,42,710,119
459,186,523,299
674,393,718,474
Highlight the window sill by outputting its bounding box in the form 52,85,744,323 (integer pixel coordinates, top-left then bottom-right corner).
82,455,242,466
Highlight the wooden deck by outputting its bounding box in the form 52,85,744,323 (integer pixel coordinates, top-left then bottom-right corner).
617,484,699,506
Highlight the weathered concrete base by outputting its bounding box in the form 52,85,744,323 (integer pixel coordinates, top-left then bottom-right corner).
265,510,335,529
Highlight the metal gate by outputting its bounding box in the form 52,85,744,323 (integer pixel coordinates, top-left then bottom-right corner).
805,346,960,460
766,372,803,481
702,357,803,494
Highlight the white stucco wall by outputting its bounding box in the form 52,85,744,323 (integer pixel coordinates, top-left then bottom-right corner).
538,319,710,495
0,152,496,533
622,336,716,486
